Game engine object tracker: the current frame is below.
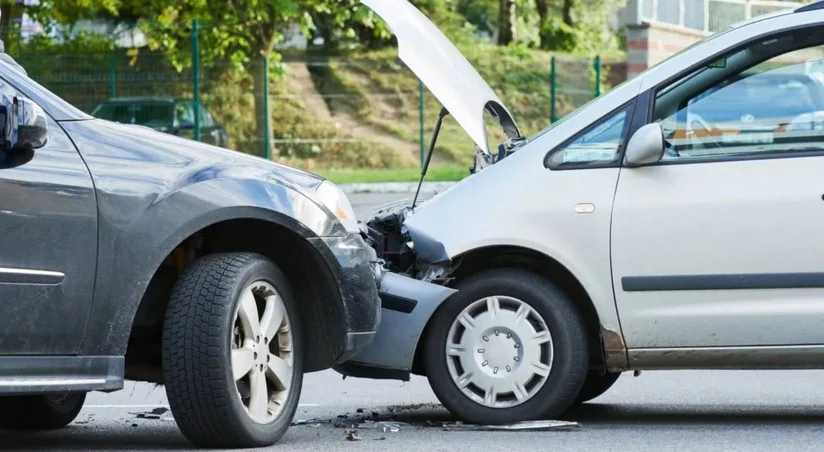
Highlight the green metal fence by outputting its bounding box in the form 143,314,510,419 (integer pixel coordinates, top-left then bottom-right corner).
15,21,615,170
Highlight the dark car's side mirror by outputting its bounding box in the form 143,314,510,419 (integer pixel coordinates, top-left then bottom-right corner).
624,123,664,167
0,96,48,151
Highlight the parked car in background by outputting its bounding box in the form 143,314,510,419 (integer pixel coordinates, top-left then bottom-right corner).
0,57,381,448
91,96,229,147
340,0,824,427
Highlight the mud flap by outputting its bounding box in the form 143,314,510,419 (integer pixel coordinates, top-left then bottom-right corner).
335,272,457,380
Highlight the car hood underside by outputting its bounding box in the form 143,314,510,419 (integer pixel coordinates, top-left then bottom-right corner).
361,0,522,154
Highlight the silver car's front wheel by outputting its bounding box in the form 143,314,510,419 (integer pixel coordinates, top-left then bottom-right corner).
163,253,303,449
445,296,554,408
424,269,588,425
231,281,294,424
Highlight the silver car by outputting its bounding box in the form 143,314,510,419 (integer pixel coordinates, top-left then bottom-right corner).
339,0,824,426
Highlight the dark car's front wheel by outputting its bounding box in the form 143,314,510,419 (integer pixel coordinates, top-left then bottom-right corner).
162,253,302,448
0,393,86,430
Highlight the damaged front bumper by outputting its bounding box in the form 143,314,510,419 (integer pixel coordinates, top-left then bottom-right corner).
309,233,383,362
334,272,456,380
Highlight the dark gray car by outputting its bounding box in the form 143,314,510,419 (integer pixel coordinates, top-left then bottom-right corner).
90,97,230,147
0,58,381,448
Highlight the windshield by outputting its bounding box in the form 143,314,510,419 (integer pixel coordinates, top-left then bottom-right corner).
91,102,174,128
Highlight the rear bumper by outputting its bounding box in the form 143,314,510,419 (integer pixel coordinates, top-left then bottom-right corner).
309,233,383,362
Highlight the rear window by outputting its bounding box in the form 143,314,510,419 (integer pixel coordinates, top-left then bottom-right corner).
91,102,174,127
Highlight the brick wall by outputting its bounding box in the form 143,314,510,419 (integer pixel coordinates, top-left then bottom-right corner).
626,22,708,77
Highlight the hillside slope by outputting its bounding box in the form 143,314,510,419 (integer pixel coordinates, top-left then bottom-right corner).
279,45,621,170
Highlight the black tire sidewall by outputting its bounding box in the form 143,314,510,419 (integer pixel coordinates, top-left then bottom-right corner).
424,269,588,425
220,256,304,444
575,372,621,404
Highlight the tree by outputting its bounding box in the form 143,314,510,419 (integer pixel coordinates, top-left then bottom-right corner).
498,0,516,45
108,0,373,156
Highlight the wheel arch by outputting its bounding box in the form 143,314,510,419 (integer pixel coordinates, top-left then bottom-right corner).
412,245,627,375
115,209,349,382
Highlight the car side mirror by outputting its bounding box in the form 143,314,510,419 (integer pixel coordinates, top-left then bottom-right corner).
0,96,48,151
178,120,195,130
624,123,664,167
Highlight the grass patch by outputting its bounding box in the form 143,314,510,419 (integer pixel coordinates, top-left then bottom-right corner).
313,45,623,165
316,164,469,184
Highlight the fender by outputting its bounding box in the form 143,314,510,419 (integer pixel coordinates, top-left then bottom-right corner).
60,119,344,355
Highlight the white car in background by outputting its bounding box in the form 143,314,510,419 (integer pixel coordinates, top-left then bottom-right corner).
339,0,824,426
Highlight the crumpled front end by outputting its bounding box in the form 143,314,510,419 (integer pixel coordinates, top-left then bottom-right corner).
308,233,383,362
335,198,460,380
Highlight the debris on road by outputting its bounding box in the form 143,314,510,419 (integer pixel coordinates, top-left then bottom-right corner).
344,428,362,441
132,407,174,422
355,420,409,433
291,418,327,426
441,420,580,432
134,407,167,419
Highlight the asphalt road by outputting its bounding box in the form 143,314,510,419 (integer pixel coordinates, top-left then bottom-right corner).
3,192,824,451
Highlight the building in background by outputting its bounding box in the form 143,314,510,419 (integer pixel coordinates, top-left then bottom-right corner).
619,0,801,77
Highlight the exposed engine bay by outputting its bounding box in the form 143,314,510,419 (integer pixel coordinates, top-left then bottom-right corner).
363,136,527,284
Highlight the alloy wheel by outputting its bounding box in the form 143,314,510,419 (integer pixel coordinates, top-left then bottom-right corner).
230,281,293,424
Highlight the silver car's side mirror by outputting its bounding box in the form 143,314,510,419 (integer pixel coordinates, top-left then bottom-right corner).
1,96,48,151
624,123,664,167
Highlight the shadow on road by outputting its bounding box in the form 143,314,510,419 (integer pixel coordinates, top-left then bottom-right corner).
0,426,191,451
564,403,824,427
4,402,824,449
305,401,824,430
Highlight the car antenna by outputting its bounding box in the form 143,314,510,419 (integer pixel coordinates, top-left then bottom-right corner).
412,107,449,210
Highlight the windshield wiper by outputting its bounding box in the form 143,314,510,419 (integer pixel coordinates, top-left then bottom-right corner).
412,107,449,210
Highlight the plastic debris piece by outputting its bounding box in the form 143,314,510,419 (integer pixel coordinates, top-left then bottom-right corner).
441,420,580,432
356,421,409,433
344,428,362,441
134,407,170,420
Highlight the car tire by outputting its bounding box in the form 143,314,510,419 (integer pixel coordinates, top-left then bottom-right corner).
0,393,86,430
423,269,588,425
163,252,303,448
573,372,621,404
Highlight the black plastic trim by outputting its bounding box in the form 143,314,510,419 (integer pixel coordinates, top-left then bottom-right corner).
379,292,418,314
623,273,824,292
796,0,824,12
333,361,411,381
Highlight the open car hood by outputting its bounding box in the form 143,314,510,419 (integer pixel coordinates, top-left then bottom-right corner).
361,0,522,153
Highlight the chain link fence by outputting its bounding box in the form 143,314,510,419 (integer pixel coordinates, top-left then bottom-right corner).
14,22,617,170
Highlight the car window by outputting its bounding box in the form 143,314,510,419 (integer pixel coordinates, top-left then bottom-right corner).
547,107,630,167
175,102,194,125
91,102,174,128
198,106,214,127
653,34,824,162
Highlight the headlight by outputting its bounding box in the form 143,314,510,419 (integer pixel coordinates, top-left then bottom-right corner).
315,180,359,233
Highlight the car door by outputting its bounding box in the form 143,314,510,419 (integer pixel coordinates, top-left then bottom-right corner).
0,81,98,354
612,28,824,350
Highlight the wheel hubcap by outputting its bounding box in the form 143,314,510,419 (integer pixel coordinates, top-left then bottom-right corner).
230,281,293,424
446,296,553,408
